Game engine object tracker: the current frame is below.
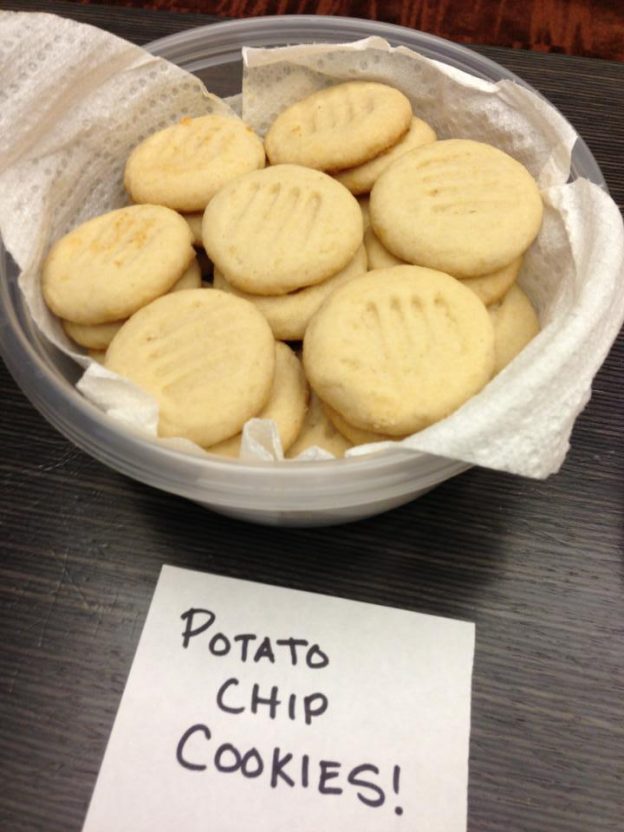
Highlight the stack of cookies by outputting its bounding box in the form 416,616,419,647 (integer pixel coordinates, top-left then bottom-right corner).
42,79,542,460
204,164,366,341
43,204,199,358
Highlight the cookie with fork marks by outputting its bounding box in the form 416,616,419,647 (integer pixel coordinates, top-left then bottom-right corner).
202,164,363,296
105,289,275,447
304,266,495,436
264,81,412,172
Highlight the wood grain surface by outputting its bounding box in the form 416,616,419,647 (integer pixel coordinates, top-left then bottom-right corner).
65,0,624,61
1,4,623,832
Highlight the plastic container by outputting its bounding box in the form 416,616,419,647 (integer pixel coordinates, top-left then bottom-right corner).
0,17,606,527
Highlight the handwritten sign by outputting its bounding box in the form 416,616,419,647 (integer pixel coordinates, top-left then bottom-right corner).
83,566,475,831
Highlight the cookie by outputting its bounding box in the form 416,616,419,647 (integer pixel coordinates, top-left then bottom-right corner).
42,204,195,325
182,212,204,246
62,258,202,349
489,284,540,373
304,266,495,436
370,139,543,277
202,164,363,295
264,81,412,171
124,115,265,212
209,343,308,458
213,245,367,341
105,289,275,447
335,117,437,195
63,318,124,351
365,227,522,305
358,196,371,230
322,401,395,446
462,257,522,306
287,394,353,459
171,257,202,292
364,227,404,270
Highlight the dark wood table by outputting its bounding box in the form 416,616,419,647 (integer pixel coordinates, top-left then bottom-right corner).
1,3,623,831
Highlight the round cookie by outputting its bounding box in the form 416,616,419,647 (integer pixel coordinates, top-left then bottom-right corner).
287,394,353,459
170,258,203,292
461,257,522,307
489,284,540,374
124,115,265,212
105,289,275,447
181,212,204,247
62,258,202,349
304,266,495,436
202,164,363,296
63,318,124,351
370,139,543,277
365,227,522,305
42,205,195,325
209,343,308,458
264,81,412,171
322,401,395,446
335,117,437,195
364,227,404,270
358,196,371,231
213,245,367,341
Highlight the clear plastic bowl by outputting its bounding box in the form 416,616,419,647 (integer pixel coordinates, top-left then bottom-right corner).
0,16,606,527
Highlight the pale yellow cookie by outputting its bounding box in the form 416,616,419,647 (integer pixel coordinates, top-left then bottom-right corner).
364,229,521,305
213,245,367,341
181,212,204,246
489,284,540,374
304,266,495,436
63,318,124,351
461,257,522,306
358,196,371,230
171,257,202,292
364,228,522,306
335,117,437,195
124,115,265,212
287,394,353,459
209,343,308,458
202,164,363,296
370,139,543,277
322,402,395,446
105,289,275,447
88,349,106,364
62,258,202,349
364,227,404,270
43,205,195,325
265,81,412,171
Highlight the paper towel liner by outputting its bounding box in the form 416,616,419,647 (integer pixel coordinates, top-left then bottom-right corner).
1,13,623,478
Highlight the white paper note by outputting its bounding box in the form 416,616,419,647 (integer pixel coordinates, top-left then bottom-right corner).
83,566,475,832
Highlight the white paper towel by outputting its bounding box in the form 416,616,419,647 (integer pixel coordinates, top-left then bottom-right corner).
1,12,623,478
0,10,236,368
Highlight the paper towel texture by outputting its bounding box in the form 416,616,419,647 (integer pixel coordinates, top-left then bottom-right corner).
1,13,623,477
0,11,236,368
